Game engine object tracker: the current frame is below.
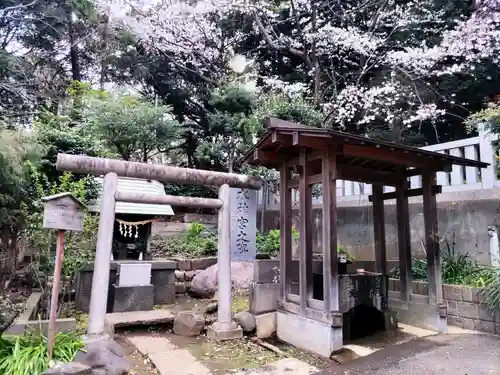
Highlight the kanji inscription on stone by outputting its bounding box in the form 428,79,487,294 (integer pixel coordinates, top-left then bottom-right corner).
230,188,257,261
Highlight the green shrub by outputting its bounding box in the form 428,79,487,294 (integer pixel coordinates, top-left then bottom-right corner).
390,240,500,309
482,267,500,309
0,330,84,375
151,222,217,258
256,229,352,259
256,228,299,258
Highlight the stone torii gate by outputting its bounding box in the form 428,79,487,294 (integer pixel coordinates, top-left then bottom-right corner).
56,153,262,341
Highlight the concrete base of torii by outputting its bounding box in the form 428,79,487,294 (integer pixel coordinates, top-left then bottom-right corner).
206,321,243,341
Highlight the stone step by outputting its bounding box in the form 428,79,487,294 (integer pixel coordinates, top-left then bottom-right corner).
105,309,175,333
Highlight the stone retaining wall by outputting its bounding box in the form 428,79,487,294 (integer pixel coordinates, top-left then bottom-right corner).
173,257,217,296
388,278,500,334
6,291,76,336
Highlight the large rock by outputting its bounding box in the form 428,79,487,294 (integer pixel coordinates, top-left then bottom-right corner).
233,311,256,332
189,261,254,298
173,311,206,336
42,362,91,375
74,340,131,375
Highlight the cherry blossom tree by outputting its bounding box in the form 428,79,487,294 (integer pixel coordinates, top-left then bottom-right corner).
99,0,500,143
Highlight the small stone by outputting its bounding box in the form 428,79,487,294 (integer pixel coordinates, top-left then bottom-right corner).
203,302,218,314
255,312,276,339
75,340,131,374
184,271,196,281
42,362,91,375
175,270,185,281
173,311,206,336
233,311,256,333
104,356,132,375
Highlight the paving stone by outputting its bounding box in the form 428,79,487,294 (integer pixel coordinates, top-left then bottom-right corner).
105,309,175,329
233,358,318,375
149,349,211,375
126,335,177,355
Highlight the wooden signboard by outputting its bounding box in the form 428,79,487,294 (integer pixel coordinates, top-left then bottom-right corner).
42,193,85,232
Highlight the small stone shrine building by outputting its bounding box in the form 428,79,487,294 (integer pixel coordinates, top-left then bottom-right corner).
242,118,488,357
89,177,174,260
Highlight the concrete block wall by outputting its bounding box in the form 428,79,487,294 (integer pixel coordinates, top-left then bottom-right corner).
6,291,76,336
258,188,500,265
388,278,500,334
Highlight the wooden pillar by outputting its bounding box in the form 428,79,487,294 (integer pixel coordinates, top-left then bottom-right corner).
279,163,292,301
396,178,412,302
422,171,442,304
321,149,339,312
299,149,313,313
372,184,387,275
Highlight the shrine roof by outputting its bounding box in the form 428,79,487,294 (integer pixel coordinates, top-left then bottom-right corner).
88,177,174,216
242,118,489,173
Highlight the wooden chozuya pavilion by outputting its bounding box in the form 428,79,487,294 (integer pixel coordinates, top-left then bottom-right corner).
242,118,488,357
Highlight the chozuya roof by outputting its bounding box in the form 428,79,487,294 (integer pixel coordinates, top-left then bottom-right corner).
242,118,489,173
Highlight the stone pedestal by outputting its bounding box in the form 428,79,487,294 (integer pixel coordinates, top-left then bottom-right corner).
206,321,243,342
276,311,342,358
112,284,154,313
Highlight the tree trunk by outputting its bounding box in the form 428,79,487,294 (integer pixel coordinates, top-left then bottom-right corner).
67,7,81,82
392,122,403,144
99,10,110,90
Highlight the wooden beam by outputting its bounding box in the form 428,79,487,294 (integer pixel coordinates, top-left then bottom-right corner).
253,149,288,165
271,130,291,144
321,149,339,312
396,178,412,304
372,185,387,276
299,149,313,314
279,164,292,301
293,132,331,150
289,165,402,188
343,144,431,169
336,165,401,186
423,171,443,305
115,191,223,209
368,185,442,202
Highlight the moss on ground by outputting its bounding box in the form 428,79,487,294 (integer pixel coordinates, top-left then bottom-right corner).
184,336,280,374
231,295,249,313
